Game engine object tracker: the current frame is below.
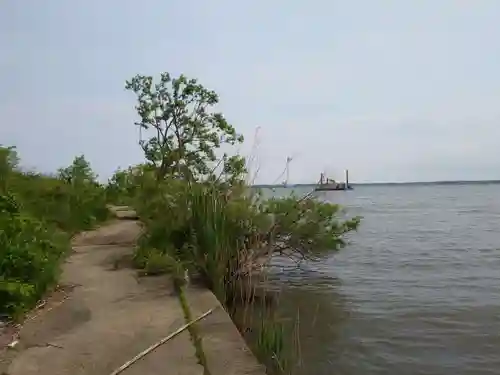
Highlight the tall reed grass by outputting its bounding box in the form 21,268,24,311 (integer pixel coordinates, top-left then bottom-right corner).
189,184,300,374
134,180,296,373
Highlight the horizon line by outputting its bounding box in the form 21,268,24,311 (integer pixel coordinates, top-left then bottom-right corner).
252,179,500,187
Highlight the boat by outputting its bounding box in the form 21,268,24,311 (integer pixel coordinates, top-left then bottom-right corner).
314,170,353,191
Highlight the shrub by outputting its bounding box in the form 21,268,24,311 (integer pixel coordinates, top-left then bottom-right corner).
131,178,361,328
0,193,69,319
0,147,110,319
2,153,110,234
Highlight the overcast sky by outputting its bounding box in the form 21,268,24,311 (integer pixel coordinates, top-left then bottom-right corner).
1,0,499,183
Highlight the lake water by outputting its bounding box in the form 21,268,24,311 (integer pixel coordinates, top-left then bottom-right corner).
264,183,500,375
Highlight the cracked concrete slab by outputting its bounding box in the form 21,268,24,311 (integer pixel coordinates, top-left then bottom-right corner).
1,213,265,375
0,220,202,375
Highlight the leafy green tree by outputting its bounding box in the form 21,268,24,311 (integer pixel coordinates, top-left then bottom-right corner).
126,71,362,275
58,155,96,185
105,165,152,204
262,195,361,261
53,155,108,231
125,73,245,181
126,71,361,375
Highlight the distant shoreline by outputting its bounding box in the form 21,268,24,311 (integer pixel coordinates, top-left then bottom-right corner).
252,180,500,188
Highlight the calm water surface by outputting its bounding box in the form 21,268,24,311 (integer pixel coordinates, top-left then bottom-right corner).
266,183,500,375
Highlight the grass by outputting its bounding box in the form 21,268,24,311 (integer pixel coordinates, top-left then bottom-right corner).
176,282,211,375
111,155,359,374
132,180,298,374
187,184,296,373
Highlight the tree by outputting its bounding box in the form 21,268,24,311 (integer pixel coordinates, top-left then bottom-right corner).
105,164,156,204
126,71,362,275
58,155,96,185
125,73,245,181
261,195,361,261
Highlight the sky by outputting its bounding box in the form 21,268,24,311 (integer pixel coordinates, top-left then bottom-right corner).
1,0,500,184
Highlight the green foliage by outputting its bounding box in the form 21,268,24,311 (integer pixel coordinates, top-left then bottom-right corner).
0,147,110,320
256,317,288,373
134,247,182,277
263,195,361,260
133,178,195,266
105,168,132,204
0,192,69,319
125,71,361,374
134,179,360,296
125,72,245,181
58,155,96,184
105,164,156,205
6,156,109,233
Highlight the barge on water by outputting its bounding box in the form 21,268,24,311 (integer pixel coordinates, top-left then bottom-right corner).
314,169,353,191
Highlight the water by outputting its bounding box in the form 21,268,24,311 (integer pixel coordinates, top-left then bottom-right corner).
264,183,500,375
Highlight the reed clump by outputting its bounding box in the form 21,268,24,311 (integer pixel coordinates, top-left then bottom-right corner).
126,172,358,373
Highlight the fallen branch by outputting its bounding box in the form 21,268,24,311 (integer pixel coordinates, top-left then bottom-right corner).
109,306,218,375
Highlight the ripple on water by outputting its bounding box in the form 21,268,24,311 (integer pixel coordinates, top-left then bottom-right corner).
265,184,500,375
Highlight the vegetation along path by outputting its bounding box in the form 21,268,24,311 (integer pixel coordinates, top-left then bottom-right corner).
0,208,264,375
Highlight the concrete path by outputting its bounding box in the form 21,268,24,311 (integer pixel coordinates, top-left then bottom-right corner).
0,213,264,375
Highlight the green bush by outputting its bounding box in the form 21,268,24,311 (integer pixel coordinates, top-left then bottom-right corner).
132,178,360,373
105,166,149,205
8,173,108,233
134,179,360,286
0,147,110,320
0,193,69,319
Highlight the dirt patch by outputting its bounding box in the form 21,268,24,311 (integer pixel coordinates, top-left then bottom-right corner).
0,321,18,352
0,284,74,353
